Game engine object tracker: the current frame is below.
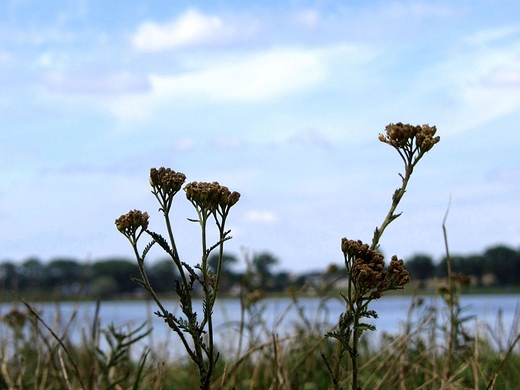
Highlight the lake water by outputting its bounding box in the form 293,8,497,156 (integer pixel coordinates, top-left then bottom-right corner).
2,294,519,358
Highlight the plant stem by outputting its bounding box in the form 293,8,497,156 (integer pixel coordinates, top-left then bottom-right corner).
442,202,455,387
131,243,196,362
371,161,412,251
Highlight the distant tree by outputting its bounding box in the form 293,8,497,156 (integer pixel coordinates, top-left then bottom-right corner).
43,258,83,294
272,271,290,292
146,258,179,293
435,257,448,278
91,275,118,299
252,252,279,289
92,258,140,294
0,261,19,293
207,252,239,292
445,255,469,275
406,254,435,281
465,255,486,286
446,254,487,285
208,252,238,274
483,245,520,286
20,257,44,291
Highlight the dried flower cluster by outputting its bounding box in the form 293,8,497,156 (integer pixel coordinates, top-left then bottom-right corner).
379,122,440,154
327,126,438,390
451,272,471,286
184,181,240,211
388,255,411,287
341,238,409,297
114,167,241,390
150,167,186,201
115,209,149,243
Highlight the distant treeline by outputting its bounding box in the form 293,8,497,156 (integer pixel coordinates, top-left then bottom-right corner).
0,251,291,300
405,244,520,287
1,244,519,300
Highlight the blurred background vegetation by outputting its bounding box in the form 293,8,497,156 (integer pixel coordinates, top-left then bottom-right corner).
2,244,520,301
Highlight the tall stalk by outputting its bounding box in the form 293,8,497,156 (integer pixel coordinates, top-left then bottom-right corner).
115,168,240,390
325,123,440,390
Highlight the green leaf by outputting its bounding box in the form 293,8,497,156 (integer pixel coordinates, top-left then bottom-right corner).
132,349,150,390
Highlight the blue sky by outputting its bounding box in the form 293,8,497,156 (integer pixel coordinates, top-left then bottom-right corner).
1,0,520,272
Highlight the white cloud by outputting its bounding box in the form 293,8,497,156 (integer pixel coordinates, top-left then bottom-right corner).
245,210,278,223
411,36,520,134
462,26,520,46
291,9,319,28
43,71,150,95
211,136,246,149
108,44,371,120
151,47,326,101
287,129,332,148
174,137,195,151
0,50,13,65
483,69,520,87
133,9,241,51
380,1,455,19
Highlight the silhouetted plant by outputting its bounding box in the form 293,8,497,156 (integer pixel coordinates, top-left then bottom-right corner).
115,167,240,390
324,123,440,390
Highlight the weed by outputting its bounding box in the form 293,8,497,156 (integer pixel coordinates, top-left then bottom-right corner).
115,168,240,389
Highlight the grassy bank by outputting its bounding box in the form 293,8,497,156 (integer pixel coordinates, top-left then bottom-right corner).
1,288,519,389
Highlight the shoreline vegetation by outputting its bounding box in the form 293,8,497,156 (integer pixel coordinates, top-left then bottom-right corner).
2,286,519,389
2,244,520,303
2,125,519,389
2,282,520,304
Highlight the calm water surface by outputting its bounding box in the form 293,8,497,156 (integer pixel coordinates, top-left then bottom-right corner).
3,294,519,357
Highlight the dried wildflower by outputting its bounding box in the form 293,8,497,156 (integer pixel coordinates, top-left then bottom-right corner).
352,250,386,291
388,255,410,286
185,181,240,212
379,122,440,159
115,209,149,243
451,272,471,287
3,308,28,330
246,289,264,305
370,291,382,299
149,168,186,211
341,238,370,260
342,238,410,295
436,281,450,295
326,263,339,275
150,167,186,193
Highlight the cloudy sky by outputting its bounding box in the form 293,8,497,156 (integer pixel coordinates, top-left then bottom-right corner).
1,0,520,272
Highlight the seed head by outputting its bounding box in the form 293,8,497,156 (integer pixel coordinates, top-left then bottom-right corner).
379,122,440,155
342,238,410,295
341,238,370,260
351,249,386,290
115,209,149,241
387,255,410,287
451,272,471,287
150,167,186,195
185,181,240,211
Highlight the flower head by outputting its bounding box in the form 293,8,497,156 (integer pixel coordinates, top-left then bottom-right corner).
115,209,149,243
387,255,410,287
379,122,440,158
150,168,186,203
341,239,370,260
341,238,410,295
184,181,240,212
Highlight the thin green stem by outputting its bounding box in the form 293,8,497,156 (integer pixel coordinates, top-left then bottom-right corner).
370,151,416,251
163,211,191,302
131,243,196,362
351,299,363,390
213,208,229,296
442,200,455,386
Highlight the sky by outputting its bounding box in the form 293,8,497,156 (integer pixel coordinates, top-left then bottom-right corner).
1,0,520,273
